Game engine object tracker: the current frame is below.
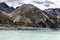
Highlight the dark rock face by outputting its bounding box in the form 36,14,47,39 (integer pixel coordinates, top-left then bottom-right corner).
44,8,60,29
0,2,14,13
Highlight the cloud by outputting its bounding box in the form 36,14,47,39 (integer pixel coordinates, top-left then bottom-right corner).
0,0,60,10
0,0,7,2
2,0,23,8
33,0,55,7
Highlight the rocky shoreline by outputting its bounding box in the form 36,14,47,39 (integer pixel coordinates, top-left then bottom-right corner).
0,27,51,30
0,26,40,30
0,24,59,30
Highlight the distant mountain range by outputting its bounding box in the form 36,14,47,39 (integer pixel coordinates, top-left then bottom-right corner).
0,2,60,30
0,2,14,13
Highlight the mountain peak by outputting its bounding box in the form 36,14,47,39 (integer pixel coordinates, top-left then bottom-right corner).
0,2,9,8
0,2,14,13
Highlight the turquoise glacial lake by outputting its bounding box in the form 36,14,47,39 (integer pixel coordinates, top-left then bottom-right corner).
0,30,60,40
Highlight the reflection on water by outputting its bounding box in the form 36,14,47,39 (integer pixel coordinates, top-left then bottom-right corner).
0,30,60,40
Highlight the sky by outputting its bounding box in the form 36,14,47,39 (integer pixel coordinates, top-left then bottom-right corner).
0,0,60,10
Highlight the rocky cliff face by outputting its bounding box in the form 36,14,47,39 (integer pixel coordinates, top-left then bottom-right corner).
0,3,60,29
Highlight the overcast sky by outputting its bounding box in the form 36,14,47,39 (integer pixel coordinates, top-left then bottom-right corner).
0,0,60,10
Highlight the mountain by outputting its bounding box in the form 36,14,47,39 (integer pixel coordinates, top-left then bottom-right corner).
0,4,60,30
7,4,60,29
0,2,14,13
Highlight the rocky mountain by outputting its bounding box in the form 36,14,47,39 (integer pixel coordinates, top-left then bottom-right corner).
0,2,14,13
7,4,60,29
0,4,60,30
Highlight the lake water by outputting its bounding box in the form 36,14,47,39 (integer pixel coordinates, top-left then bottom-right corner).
0,30,60,40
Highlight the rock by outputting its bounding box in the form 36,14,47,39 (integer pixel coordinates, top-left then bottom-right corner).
20,16,33,26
